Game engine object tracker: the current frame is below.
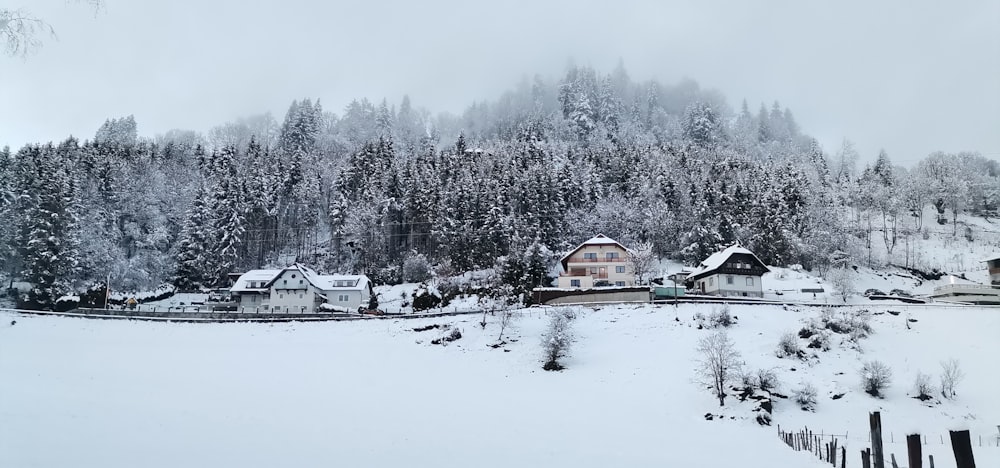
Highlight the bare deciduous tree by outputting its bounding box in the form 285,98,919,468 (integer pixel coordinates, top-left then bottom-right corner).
697,331,742,406
827,267,855,303
627,241,656,285
939,359,964,399
2,1,102,57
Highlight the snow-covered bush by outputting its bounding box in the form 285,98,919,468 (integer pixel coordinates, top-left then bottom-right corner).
913,372,934,401
807,330,832,351
709,305,735,328
755,368,780,393
776,332,802,358
542,309,575,371
861,360,893,397
793,383,818,411
818,307,872,340
939,359,964,399
402,252,432,283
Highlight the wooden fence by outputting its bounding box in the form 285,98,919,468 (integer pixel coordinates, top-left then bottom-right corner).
778,424,846,467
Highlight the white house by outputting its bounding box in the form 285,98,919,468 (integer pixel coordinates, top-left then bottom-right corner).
686,244,770,298
230,264,372,313
557,234,635,288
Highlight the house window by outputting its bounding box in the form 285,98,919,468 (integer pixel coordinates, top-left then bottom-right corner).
616,266,625,273
616,281,626,286
606,252,619,260
299,294,303,299
584,252,597,260
299,279,303,285
709,277,714,286
746,277,754,286
292,274,296,279
570,279,581,287
338,294,349,302
251,296,256,303
590,267,598,274
279,294,284,299
726,275,734,285
283,279,287,285
273,306,280,311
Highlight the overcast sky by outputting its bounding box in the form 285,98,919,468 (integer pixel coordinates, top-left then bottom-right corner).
2,0,998,165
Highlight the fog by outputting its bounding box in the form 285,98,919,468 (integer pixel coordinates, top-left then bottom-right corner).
2,0,998,163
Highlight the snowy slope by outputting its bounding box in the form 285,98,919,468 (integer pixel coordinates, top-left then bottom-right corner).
1,302,997,468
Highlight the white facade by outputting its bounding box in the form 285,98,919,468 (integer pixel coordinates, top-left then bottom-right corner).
692,273,762,297
231,265,372,313
557,234,635,289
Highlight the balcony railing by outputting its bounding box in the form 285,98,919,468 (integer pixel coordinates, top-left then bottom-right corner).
565,256,627,263
559,272,609,279
933,283,1000,295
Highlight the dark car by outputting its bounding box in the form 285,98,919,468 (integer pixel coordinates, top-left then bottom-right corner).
889,289,913,298
863,288,886,297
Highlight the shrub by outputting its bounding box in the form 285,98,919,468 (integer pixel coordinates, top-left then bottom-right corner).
402,252,432,283
861,360,893,397
939,359,964,399
776,332,802,358
412,288,442,311
793,383,818,411
710,305,735,328
913,372,934,400
807,330,831,351
756,368,780,393
542,309,575,371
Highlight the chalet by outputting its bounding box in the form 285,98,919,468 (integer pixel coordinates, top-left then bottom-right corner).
229,264,372,313
686,244,770,298
557,234,635,288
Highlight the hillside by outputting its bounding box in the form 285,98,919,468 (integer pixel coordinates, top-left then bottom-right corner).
2,303,997,467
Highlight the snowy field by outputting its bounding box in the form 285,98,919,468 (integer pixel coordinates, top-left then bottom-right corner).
1,303,998,468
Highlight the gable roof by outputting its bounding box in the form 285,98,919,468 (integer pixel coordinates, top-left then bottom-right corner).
687,244,770,280
560,234,633,269
230,269,282,292
230,264,371,293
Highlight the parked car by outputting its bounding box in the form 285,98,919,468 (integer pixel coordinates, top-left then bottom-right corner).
889,289,913,298
863,288,886,297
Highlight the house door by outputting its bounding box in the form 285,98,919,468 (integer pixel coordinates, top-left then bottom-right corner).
699,281,705,293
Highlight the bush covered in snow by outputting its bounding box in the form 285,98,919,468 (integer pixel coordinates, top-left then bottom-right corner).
913,372,934,401
793,383,818,411
861,360,893,398
542,308,575,371
775,332,803,358
709,305,735,328
402,252,432,283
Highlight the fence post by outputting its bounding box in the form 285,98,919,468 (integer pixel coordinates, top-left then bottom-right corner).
949,430,976,468
862,448,872,468
929,454,935,468
871,412,886,468
841,447,847,468
907,434,922,468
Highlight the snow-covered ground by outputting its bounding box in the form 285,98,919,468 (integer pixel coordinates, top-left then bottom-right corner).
1,302,996,467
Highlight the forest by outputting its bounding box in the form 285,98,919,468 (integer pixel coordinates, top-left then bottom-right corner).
1,63,997,308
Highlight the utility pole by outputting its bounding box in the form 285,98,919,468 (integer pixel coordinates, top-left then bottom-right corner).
104,272,111,310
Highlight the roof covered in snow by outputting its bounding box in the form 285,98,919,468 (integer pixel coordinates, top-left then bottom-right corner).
230,269,282,292
231,265,371,293
559,234,634,268
687,244,770,280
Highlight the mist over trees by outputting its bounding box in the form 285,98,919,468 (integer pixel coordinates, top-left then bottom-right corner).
1,63,998,306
